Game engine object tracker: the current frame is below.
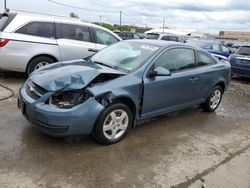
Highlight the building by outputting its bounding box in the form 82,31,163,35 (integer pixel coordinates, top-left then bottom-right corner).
219,31,250,39
144,28,207,38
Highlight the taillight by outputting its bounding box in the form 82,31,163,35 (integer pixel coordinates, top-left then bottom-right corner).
0,38,9,47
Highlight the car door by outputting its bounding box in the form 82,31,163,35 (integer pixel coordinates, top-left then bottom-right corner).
56,23,96,60
93,28,120,51
142,47,200,118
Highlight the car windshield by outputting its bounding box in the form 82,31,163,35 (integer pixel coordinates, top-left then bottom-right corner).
90,41,159,73
237,46,250,55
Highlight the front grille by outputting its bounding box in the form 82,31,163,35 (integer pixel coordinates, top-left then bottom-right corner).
26,80,47,100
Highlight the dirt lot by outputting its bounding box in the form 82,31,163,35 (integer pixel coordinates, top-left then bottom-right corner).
0,71,250,188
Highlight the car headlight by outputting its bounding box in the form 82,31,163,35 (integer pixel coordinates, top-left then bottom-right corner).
48,89,91,108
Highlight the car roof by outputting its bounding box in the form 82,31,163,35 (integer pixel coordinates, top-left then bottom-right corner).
4,10,122,40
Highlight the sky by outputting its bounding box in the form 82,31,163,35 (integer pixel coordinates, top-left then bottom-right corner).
1,0,250,34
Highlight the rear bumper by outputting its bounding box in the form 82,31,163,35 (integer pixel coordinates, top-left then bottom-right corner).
18,83,104,137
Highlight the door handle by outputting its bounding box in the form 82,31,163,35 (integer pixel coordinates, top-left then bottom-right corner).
88,48,98,53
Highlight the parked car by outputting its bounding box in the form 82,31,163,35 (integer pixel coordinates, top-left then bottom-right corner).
115,31,142,40
228,45,250,77
188,40,232,59
145,33,186,43
0,11,121,74
18,40,230,144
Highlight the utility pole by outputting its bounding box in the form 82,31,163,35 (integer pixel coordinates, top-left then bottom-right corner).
99,15,102,26
162,17,165,33
120,10,122,31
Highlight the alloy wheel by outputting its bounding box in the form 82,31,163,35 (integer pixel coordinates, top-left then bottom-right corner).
102,109,129,140
209,89,222,110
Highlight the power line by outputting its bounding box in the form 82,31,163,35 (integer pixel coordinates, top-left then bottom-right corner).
47,0,120,13
47,0,158,28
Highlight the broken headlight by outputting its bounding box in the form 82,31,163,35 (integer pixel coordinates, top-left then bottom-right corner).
49,89,91,109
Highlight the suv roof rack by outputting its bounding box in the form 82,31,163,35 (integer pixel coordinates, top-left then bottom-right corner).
8,9,87,22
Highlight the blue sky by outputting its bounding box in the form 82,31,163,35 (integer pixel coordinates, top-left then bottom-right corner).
1,0,250,33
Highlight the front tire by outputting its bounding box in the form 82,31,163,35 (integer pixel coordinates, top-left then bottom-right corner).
93,103,133,145
202,86,223,112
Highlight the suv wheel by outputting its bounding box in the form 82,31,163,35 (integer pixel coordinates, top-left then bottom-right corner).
93,103,133,145
27,56,54,75
202,86,223,112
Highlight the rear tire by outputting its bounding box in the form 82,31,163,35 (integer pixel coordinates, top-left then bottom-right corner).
93,103,133,145
27,56,55,75
202,86,223,112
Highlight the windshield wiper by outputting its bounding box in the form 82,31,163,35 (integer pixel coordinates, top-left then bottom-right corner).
93,61,114,69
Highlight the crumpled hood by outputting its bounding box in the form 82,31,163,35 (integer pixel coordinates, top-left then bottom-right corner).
29,60,125,92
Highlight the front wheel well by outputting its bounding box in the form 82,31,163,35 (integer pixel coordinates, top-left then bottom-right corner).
112,97,137,116
215,82,226,93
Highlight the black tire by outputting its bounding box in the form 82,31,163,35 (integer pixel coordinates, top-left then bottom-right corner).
93,103,133,145
27,56,55,75
202,86,223,112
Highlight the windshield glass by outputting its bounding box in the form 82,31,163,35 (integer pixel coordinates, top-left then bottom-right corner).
91,41,159,72
237,46,250,55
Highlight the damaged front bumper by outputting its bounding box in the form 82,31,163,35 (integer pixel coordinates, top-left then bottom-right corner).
18,83,104,137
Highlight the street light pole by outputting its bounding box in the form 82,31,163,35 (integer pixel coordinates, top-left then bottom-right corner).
99,15,102,26
120,10,122,31
4,0,7,12
162,17,165,33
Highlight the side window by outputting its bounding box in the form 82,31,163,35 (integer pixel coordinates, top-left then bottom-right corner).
161,36,169,41
133,33,140,39
126,33,133,38
221,45,230,53
16,22,55,38
95,29,118,45
211,44,220,51
197,51,217,66
155,48,196,72
57,23,91,42
168,36,178,42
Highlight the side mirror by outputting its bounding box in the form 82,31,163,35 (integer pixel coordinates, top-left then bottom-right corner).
147,66,171,78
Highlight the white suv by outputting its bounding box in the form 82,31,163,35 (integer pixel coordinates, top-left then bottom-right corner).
0,11,121,74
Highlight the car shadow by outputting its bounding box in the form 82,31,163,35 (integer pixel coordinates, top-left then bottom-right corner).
231,75,250,84
0,69,27,79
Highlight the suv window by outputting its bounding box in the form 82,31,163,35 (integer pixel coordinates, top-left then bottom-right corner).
197,51,217,66
95,29,118,45
133,33,140,39
168,36,178,41
56,23,91,42
221,45,230,53
237,46,250,55
161,36,169,41
16,22,55,38
211,44,220,51
0,13,16,31
155,48,196,72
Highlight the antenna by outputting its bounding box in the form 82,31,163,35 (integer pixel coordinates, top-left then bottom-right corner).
4,0,9,12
